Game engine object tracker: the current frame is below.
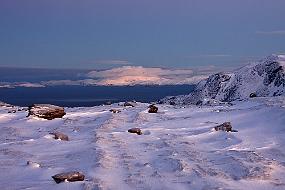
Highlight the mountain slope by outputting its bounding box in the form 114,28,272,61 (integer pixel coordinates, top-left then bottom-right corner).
161,55,285,105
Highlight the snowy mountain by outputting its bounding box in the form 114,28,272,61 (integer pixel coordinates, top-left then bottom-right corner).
47,66,209,86
161,54,285,105
0,66,213,88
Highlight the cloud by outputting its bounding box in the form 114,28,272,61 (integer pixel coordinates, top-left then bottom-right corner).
256,30,285,35
83,60,131,65
85,66,212,86
87,66,193,78
1,66,221,87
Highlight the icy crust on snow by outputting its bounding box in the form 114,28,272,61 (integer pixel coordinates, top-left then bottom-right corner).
0,97,285,189
161,55,285,105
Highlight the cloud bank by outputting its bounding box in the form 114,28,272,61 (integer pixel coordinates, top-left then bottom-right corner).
85,66,209,86
1,66,219,88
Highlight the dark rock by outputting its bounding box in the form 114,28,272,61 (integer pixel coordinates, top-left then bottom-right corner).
17,108,28,112
8,110,16,113
196,100,203,106
214,122,235,132
148,105,158,113
249,93,257,98
27,104,66,120
128,128,142,135
110,109,121,113
50,132,69,141
124,101,137,107
52,171,85,184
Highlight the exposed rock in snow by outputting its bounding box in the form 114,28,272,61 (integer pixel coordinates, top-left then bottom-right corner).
123,101,137,107
50,132,69,141
214,122,237,132
52,171,85,183
8,110,17,113
27,104,66,120
148,104,158,113
161,55,285,105
110,109,121,113
128,128,143,135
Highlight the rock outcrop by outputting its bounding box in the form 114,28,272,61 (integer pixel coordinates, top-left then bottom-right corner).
128,128,142,135
27,104,66,120
50,132,69,141
52,171,85,183
214,122,232,132
148,105,158,113
124,101,137,107
110,109,121,113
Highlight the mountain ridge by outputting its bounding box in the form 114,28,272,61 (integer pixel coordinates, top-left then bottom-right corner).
160,54,285,105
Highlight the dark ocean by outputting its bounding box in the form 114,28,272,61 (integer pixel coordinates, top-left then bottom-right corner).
0,85,195,107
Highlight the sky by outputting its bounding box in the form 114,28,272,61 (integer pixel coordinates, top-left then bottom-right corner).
0,0,285,69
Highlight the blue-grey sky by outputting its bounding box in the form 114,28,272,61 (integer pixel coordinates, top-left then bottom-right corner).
0,0,285,69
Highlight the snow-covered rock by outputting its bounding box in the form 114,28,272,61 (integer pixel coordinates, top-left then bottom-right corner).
161,54,285,105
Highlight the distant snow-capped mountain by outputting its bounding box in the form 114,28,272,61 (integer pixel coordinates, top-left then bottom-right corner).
161,54,285,105
1,66,215,88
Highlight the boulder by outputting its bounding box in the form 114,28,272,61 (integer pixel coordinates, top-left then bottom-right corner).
249,93,257,98
27,104,66,120
52,171,85,184
214,122,234,132
128,128,142,135
50,132,69,141
110,109,121,113
124,101,137,107
148,105,158,113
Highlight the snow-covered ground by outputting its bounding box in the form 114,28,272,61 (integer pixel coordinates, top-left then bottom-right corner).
1,97,285,190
